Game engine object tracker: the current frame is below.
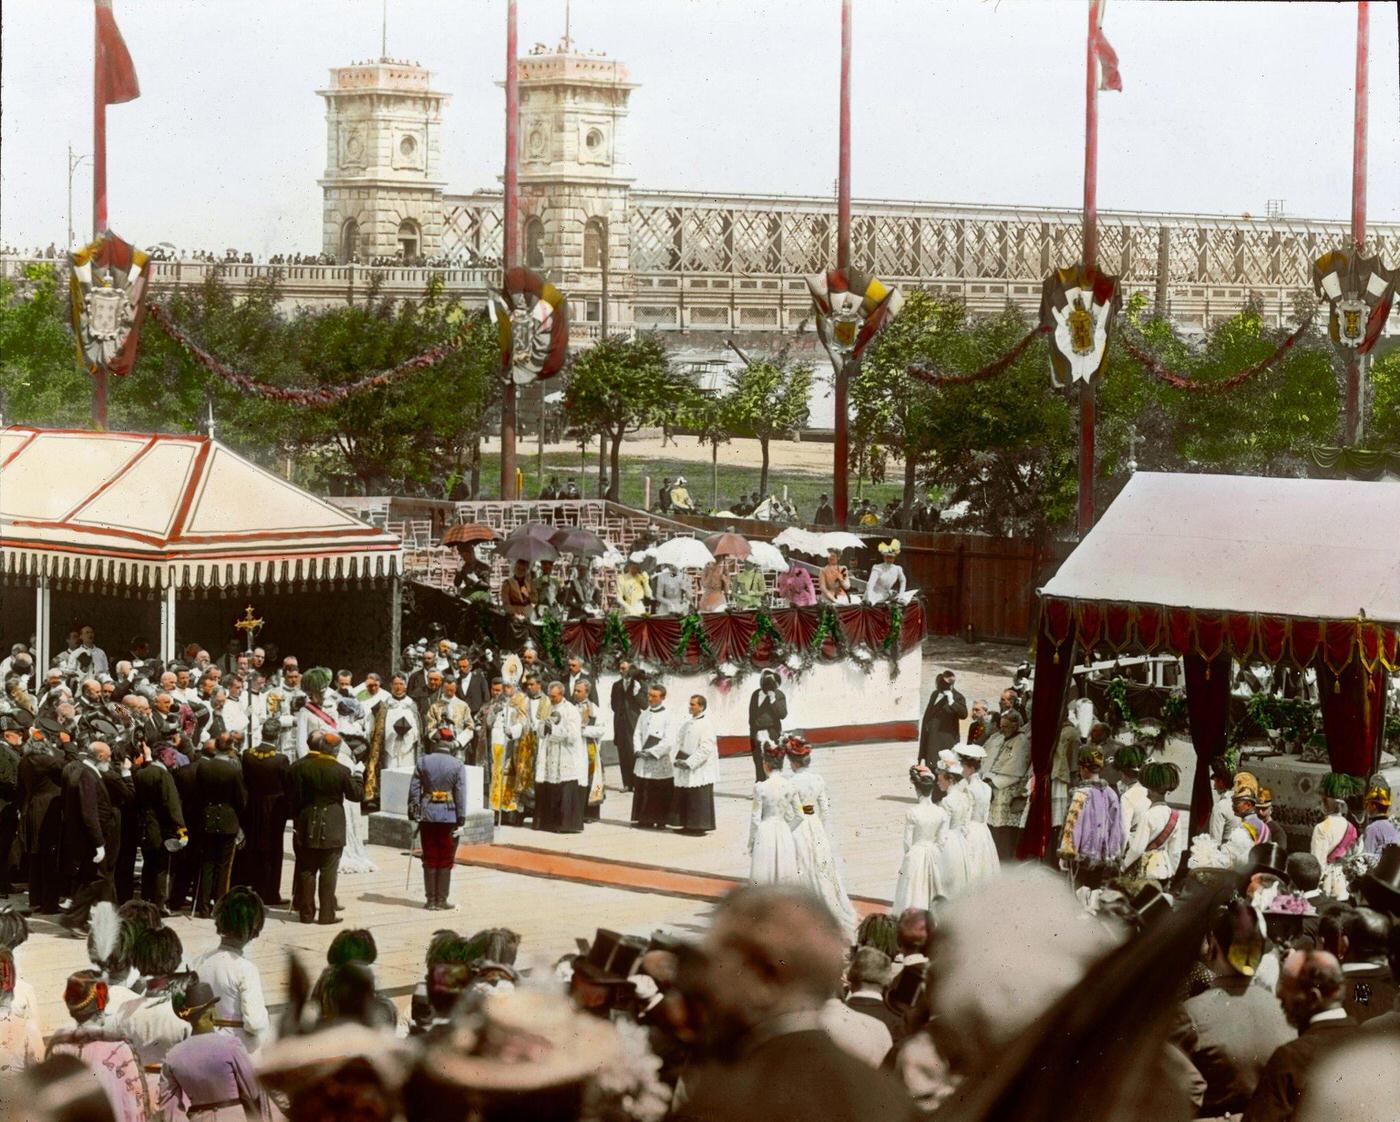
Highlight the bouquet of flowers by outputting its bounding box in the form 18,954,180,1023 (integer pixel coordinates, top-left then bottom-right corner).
1264,892,1316,917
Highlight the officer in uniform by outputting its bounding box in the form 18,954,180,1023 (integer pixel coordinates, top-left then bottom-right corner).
132,743,188,914
287,730,364,924
240,721,294,906
192,734,247,916
409,727,469,911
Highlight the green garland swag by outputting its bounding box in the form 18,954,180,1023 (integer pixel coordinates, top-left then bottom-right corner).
602,611,631,659
674,612,715,665
811,606,842,655
749,609,783,655
882,602,905,653
538,615,567,670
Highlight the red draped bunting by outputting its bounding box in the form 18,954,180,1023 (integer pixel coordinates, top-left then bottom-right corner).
703,612,759,664
774,606,822,648
901,600,926,650
561,618,605,661
624,616,682,664
837,605,890,649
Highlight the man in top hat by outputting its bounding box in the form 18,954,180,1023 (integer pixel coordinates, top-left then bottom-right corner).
1311,773,1362,900
288,731,365,925
813,493,835,524
1123,762,1186,886
672,694,718,836
611,658,644,794
158,980,266,1121
59,740,122,934
240,726,292,907
0,713,22,897
1361,779,1398,855
569,928,649,1018
865,540,907,604
917,670,967,769
1172,900,1295,1117
747,670,788,784
410,728,470,910
18,712,67,914
189,886,270,1053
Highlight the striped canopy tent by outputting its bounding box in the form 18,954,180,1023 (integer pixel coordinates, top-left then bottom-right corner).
1021,472,1400,859
1,426,403,670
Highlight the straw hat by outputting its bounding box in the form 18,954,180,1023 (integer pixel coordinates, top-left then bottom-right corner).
878,539,902,557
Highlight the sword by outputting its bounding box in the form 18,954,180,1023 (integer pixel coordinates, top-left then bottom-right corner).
405,822,421,892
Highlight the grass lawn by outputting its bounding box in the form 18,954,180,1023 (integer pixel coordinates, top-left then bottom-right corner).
467,450,909,517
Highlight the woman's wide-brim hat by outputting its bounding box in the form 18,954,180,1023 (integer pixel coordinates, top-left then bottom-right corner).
955,741,986,761
422,990,619,1092
257,1022,416,1094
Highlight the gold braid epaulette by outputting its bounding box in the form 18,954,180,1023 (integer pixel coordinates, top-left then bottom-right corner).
1059,789,1086,858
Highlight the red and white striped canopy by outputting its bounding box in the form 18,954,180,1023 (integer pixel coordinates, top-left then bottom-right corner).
0,426,401,591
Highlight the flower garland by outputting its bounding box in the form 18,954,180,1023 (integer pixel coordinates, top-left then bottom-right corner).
1117,315,1313,394
906,324,1050,386
147,301,481,407
674,612,715,665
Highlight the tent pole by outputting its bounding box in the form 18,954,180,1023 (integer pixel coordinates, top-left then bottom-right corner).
35,577,51,678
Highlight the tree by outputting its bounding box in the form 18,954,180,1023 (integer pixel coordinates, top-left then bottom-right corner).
721,349,813,497
563,333,687,501
853,289,970,522
0,263,91,426
684,387,733,512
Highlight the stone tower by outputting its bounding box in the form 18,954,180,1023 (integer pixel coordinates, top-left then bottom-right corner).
318,59,448,263
516,41,637,332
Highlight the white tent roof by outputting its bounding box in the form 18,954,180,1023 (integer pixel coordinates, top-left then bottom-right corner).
0,426,401,590
1042,471,1400,624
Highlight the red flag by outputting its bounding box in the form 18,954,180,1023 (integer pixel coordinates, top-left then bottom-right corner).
1093,6,1122,92
95,0,140,105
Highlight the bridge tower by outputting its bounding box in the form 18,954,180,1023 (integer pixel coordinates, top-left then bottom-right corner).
317,58,449,263
516,38,636,332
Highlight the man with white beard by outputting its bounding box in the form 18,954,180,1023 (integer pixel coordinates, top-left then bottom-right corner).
535,681,586,834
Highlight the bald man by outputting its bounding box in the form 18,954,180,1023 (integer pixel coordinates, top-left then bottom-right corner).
1242,950,1359,1122
676,886,916,1122
58,740,123,933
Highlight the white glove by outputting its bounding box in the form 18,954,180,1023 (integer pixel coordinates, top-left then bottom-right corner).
163,835,189,853
279,715,294,729
350,761,366,777
92,845,106,864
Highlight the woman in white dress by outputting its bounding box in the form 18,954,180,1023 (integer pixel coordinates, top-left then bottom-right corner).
957,743,1000,884
934,750,973,898
892,764,947,914
748,741,802,886
785,736,858,940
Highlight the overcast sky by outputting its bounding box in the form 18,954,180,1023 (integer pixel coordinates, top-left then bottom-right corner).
2,0,1397,255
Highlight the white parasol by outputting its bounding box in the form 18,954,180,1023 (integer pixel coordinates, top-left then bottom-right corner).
773,526,826,556
747,540,789,572
647,536,715,569
819,531,867,553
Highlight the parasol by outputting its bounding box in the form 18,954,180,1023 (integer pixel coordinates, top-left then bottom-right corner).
705,531,751,559
647,536,715,569
502,536,559,564
747,540,789,572
819,531,868,553
506,521,556,542
773,526,826,557
549,527,608,556
441,522,499,546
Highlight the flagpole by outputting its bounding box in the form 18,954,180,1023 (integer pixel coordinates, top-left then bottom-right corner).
1345,0,1368,445
92,0,109,428
500,0,519,500
833,0,852,528
1077,0,1101,538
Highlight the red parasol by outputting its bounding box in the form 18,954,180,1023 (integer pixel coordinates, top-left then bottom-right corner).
705,532,751,559
441,522,499,545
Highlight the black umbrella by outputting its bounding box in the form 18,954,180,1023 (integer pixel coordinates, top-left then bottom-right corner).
549,528,607,556
506,521,556,542
502,536,559,564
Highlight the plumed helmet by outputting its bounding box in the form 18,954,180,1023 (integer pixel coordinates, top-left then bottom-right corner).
1140,761,1181,794
1113,743,1146,772
214,886,266,942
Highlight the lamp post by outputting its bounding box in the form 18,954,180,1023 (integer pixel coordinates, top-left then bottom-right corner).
67,145,91,251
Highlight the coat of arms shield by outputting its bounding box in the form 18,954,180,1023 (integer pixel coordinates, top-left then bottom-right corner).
1312,249,1397,357
1040,264,1121,387
488,266,569,385
69,231,151,378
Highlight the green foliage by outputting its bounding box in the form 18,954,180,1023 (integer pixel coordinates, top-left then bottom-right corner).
1369,348,1400,451
0,263,89,426
720,351,813,495
563,333,688,499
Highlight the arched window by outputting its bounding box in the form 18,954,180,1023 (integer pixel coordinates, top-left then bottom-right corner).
583,218,606,270
525,217,545,269
397,218,421,260
339,219,360,263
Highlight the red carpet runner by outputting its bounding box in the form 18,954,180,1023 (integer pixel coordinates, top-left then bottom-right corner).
454,843,890,917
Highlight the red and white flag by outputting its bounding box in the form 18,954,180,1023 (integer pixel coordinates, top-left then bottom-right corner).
95,0,140,105
1094,3,1122,92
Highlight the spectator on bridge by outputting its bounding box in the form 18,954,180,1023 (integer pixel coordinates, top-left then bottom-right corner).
813,494,835,524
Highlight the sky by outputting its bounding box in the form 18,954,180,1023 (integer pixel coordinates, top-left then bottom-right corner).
2,0,1397,256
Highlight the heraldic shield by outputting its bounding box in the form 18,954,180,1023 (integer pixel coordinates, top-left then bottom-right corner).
805,268,904,369
69,231,151,379
488,266,570,386
1040,264,1121,387
1312,249,1397,357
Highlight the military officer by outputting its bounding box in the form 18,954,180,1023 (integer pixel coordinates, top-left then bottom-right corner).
409,728,469,911
192,734,247,917
287,731,365,925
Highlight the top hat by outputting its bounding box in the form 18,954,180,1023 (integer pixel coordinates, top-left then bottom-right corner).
1358,844,1400,918
573,929,647,985
1247,842,1289,882
1129,882,1172,928
0,709,32,734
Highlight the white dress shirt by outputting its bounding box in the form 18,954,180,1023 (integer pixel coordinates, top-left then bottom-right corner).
673,712,719,789
188,943,270,1053
633,706,676,780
